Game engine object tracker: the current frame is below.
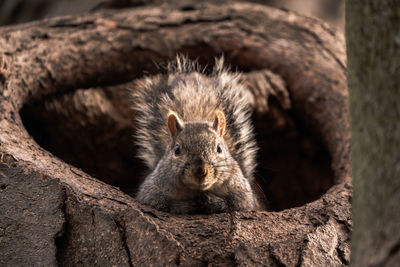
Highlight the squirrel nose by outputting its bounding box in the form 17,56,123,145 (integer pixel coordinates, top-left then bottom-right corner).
193,164,209,182
196,166,208,177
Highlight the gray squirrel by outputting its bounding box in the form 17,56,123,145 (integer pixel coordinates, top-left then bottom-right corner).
130,56,259,214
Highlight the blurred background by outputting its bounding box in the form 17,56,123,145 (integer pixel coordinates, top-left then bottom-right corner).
0,0,344,32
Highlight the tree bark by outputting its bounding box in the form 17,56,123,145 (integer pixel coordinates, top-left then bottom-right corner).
347,1,400,266
0,2,350,266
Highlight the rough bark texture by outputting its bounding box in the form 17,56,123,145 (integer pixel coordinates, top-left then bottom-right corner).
347,1,400,266
0,2,350,266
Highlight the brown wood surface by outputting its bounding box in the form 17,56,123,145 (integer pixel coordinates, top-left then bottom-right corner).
0,2,350,266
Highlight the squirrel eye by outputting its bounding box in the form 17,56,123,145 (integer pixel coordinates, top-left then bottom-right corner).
216,143,222,154
174,144,181,156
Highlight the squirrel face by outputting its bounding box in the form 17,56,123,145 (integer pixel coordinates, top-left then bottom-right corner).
167,110,231,191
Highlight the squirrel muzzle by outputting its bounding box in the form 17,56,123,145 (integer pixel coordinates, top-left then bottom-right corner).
191,159,209,184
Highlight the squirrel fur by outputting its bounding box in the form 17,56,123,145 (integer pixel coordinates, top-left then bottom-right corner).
130,56,259,214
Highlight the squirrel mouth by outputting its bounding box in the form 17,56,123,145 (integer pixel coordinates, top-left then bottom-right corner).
185,180,213,191
198,182,212,190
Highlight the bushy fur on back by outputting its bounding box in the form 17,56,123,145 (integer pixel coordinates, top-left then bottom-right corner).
130,56,258,180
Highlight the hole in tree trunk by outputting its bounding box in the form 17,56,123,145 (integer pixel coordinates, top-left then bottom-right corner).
19,59,334,212
252,99,334,211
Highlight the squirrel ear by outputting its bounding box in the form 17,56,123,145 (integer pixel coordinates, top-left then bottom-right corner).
167,111,184,138
213,110,226,137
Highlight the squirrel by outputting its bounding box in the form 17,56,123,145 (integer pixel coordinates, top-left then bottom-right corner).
130,56,259,214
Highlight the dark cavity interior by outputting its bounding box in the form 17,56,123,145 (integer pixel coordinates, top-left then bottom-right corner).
19,60,334,211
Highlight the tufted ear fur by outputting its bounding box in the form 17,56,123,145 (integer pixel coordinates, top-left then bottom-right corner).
213,110,226,137
167,111,184,138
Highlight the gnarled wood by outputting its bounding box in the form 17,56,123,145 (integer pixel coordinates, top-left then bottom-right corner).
0,2,350,266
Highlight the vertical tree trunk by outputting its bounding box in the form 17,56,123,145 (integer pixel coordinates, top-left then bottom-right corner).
347,1,400,266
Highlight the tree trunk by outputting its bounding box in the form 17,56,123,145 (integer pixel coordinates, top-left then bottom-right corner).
346,1,400,266
0,2,350,266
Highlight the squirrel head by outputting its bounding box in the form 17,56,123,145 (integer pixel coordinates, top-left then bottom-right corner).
166,110,233,191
